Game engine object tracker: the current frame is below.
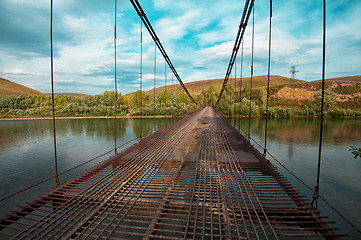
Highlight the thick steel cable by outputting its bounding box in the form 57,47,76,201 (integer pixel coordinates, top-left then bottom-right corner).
220,129,279,239
214,118,270,238
140,17,143,140
50,0,59,187
213,127,248,238
215,0,255,106
218,128,265,239
248,6,255,142
114,0,118,155
312,0,326,210
130,0,198,105
212,127,233,238
263,0,272,157
183,127,204,239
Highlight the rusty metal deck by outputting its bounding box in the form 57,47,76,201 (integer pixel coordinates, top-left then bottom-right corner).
0,107,343,239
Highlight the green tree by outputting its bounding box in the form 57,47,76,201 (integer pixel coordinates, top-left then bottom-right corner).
131,90,149,109
313,88,336,112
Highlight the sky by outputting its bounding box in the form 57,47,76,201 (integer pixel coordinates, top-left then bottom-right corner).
0,0,360,95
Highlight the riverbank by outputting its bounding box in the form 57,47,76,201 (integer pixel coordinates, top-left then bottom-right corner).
0,115,184,121
2,114,361,121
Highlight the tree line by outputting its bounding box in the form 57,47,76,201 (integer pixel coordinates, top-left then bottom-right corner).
0,90,198,118
0,85,360,118
211,85,361,117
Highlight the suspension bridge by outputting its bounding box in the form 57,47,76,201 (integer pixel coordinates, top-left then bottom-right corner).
0,0,359,239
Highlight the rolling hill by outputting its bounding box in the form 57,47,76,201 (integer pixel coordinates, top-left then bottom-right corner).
2,75,360,110
144,75,306,96
0,77,44,97
0,77,89,98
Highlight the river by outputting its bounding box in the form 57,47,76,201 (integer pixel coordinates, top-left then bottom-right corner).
0,116,360,238
228,117,361,239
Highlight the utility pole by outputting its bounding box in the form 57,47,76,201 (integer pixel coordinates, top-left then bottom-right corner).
289,65,299,79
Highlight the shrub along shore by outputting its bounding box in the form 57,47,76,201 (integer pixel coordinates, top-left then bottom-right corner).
0,87,360,119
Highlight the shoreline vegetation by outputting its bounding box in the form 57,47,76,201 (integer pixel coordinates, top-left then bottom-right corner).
1,86,360,119
1,114,361,121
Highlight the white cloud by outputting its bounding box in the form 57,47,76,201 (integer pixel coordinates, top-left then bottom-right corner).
155,10,201,41
3,69,24,75
1,0,360,95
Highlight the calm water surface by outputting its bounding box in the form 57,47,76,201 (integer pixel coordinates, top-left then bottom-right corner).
227,117,361,239
0,117,360,238
0,117,178,218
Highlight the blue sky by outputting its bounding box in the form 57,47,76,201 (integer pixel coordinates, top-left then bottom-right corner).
0,0,360,95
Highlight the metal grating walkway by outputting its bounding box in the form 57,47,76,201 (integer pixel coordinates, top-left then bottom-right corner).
0,107,343,239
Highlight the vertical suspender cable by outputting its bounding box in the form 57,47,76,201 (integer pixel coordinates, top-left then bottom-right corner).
248,6,255,142
234,57,237,126
114,0,118,155
312,0,327,209
165,61,167,103
154,42,156,132
172,74,174,118
50,0,59,187
238,40,244,131
263,0,272,157
140,18,143,140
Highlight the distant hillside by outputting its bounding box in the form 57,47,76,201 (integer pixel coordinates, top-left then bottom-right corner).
145,75,305,96
141,75,361,110
0,77,90,97
0,77,44,97
271,75,361,109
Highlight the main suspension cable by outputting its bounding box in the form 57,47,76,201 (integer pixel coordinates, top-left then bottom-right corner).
130,0,198,105
50,0,59,187
215,0,255,106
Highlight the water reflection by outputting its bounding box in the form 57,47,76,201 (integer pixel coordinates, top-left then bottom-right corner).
227,117,361,238
0,117,178,218
231,117,361,145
